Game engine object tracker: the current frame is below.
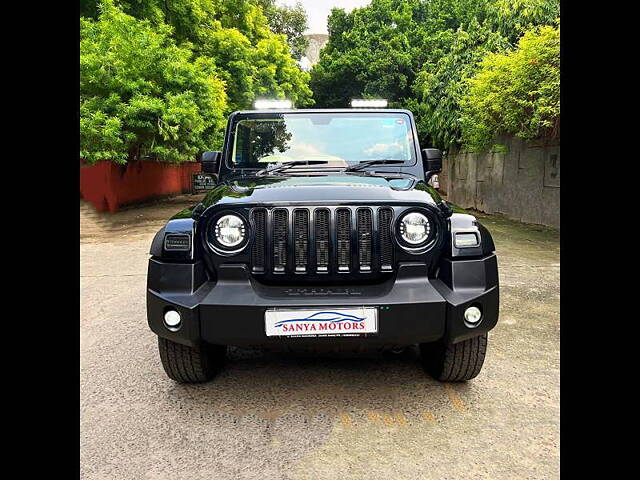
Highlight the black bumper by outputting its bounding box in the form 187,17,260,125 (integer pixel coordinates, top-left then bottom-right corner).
147,256,499,349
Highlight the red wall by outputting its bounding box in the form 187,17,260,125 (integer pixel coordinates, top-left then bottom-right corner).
80,160,202,212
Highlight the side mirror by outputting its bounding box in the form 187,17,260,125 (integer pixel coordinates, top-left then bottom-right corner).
422,148,442,179
201,151,221,174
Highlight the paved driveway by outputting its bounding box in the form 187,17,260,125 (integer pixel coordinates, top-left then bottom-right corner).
80,196,559,479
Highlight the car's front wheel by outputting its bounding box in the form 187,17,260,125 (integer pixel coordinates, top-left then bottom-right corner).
158,337,226,383
419,334,488,382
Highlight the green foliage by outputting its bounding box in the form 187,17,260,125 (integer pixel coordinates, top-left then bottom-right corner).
80,0,99,18
200,28,256,110
409,20,510,148
260,0,309,60
99,0,270,45
80,0,312,164
310,0,559,150
310,0,427,108
80,1,228,164
486,0,560,40
251,36,313,106
100,0,312,108
460,25,560,151
199,26,313,111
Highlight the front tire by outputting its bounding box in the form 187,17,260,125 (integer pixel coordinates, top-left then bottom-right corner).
158,337,226,383
420,334,487,382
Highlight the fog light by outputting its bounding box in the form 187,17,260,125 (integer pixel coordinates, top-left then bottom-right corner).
464,306,482,326
164,310,182,331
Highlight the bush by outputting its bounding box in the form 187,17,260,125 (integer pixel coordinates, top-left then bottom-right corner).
80,2,228,164
460,24,560,151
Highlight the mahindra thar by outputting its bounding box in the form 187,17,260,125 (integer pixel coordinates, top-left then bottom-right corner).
147,107,499,383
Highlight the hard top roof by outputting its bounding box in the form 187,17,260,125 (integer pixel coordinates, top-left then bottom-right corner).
233,108,413,115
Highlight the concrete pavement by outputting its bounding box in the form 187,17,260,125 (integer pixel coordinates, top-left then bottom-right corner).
80,196,559,479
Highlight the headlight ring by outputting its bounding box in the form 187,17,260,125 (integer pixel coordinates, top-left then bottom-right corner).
399,212,431,244
209,212,249,253
396,210,436,250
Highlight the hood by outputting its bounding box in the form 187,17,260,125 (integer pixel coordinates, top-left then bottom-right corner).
196,173,443,210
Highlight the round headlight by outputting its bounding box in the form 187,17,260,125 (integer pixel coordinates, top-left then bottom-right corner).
214,214,246,248
399,212,431,245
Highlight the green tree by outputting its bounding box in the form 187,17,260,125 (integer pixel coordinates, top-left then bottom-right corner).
200,28,256,110
310,0,559,149
486,0,561,40
198,23,313,110
80,0,313,163
310,0,426,108
80,0,99,18
83,0,312,109
251,36,313,106
80,1,228,164
408,20,510,148
259,0,309,60
460,24,560,151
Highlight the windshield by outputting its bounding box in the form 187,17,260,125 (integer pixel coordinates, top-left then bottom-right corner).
229,112,416,169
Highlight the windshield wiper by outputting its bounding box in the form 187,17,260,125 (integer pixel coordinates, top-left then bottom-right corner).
256,160,329,176
345,159,406,172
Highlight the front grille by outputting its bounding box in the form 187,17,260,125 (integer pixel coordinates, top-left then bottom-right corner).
251,206,396,276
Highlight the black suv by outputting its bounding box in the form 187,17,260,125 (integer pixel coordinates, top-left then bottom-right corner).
147,108,499,383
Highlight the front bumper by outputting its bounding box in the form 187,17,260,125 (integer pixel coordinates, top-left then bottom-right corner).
147,255,499,349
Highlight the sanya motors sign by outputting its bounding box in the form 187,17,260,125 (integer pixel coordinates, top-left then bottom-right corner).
265,308,378,337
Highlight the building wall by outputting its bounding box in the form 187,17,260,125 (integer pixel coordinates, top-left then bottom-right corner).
441,136,560,228
80,160,201,212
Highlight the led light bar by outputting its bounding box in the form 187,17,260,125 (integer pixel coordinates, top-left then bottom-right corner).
351,99,388,108
254,99,293,109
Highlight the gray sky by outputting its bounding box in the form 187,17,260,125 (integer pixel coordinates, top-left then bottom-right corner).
277,0,372,35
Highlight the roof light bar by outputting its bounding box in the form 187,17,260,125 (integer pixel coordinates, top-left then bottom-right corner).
254,99,293,109
351,99,388,108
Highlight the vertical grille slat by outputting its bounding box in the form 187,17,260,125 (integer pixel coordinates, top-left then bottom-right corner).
294,209,309,272
272,209,288,272
315,209,329,272
251,209,266,273
336,209,351,272
379,208,394,271
357,209,372,271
